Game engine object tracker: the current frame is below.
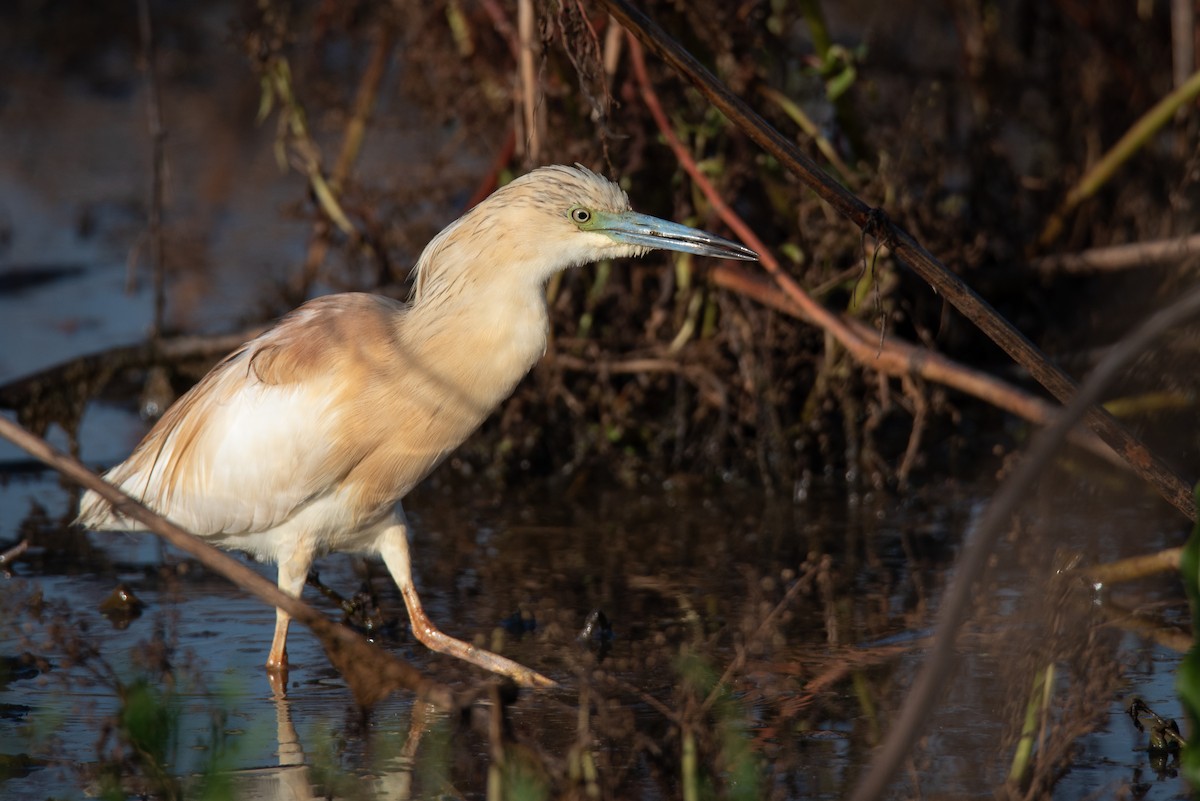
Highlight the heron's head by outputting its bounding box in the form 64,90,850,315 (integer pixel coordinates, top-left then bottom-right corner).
411,164,756,303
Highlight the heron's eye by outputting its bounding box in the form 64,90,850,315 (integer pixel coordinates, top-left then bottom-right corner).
570,207,592,224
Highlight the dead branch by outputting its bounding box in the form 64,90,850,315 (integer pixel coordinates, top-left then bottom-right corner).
0,329,265,418
1097,595,1192,653
0,538,29,568
1083,546,1183,585
330,19,396,193
1032,233,1200,274
517,0,545,163
711,264,1123,467
1172,0,1195,92
846,284,1200,801
627,36,1122,467
0,414,457,711
1037,69,1200,248
134,0,167,341
464,126,518,209
294,17,396,297
605,0,1196,521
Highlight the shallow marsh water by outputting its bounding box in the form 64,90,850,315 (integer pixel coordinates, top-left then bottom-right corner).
0,414,1191,798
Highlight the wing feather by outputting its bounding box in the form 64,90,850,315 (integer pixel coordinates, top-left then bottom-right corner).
78,294,402,536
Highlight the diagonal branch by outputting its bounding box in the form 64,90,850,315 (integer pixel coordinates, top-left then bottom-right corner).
603,0,1196,520
845,285,1200,801
710,264,1121,466
627,35,1119,468
0,414,456,712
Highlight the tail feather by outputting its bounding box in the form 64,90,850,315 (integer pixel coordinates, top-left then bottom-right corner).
76,474,147,532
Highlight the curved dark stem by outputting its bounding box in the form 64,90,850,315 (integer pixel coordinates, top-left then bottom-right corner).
597,0,1196,521
848,284,1200,800
137,0,167,342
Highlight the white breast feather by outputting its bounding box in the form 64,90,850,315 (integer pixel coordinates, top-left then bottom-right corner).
81,355,347,540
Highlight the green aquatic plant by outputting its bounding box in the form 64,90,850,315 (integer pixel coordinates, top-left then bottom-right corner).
676,647,763,801
1177,485,1200,788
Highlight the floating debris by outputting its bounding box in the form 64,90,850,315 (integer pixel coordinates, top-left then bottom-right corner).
98,583,145,627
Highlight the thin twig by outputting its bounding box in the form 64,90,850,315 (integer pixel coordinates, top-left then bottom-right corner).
1172,0,1195,91
848,284,1200,801
710,264,1122,466
292,21,394,298
0,539,29,568
602,13,624,84
464,126,517,209
330,19,396,192
700,559,820,714
628,37,1123,468
552,352,727,409
0,329,265,412
1097,596,1193,653
605,0,1195,520
478,0,520,61
1032,232,1200,274
758,85,855,183
517,0,542,163
1038,68,1200,247
751,639,921,723
597,673,681,724
136,0,167,341
0,414,456,711
1083,546,1183,585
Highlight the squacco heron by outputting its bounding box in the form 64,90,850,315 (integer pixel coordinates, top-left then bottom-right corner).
78,164,757,688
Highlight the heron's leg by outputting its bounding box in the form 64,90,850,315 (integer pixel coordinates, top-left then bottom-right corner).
266,544,315,673
377,508,556,689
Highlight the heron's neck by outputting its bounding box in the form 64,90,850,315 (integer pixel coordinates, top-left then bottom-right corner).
401,267,552,410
